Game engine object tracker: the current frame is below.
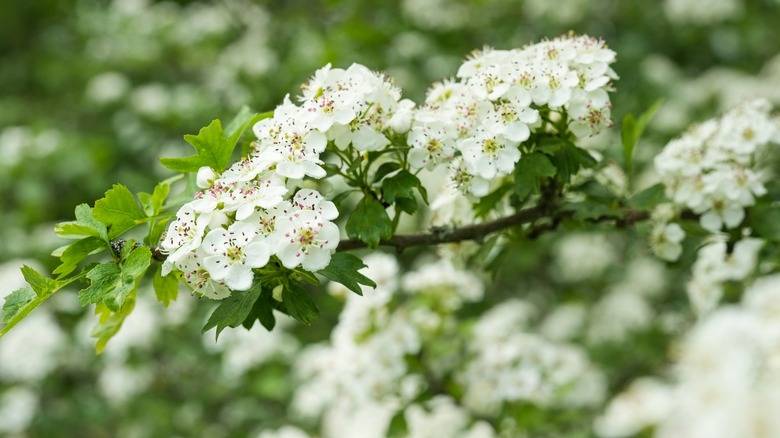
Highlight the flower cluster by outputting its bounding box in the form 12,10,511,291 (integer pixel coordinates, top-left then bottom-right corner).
160,62,417,298
655,98,779,234
595,274,780,438
407,34,617,196
459,300,605,414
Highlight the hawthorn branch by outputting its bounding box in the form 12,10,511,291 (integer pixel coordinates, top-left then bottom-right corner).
337,205,548,252
337,205,653,253
124,204,654,261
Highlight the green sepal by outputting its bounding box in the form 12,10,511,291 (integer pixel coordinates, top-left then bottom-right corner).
346,196,393,248
318,252,376,296
203,283,263,340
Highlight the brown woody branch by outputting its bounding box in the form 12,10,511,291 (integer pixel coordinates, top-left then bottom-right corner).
125,204,652,261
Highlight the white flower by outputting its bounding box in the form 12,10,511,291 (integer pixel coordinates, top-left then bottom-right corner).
458,129,520,180
291,189,339,221
196,166,218,188
202,221,270,291
175,249,232,299
273,210,340,271
232,177,288,221
407,120,457,169
160,204,209,275
650,222,686,262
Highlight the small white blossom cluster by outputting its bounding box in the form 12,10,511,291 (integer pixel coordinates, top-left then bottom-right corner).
408,34,617,196
290,254,497,437
595,274,780,438
686,237,763,315
161,63,416,299
654,98,779,236
459,300,605,415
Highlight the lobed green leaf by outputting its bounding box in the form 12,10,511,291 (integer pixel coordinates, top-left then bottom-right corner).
93,184,146,239
203,283,263,339
514,152,557,201
346,196,393,248
318,252,376,296
55,204,109,242
152,265,179,307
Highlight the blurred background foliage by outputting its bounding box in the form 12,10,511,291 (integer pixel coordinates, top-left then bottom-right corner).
1,0,779,437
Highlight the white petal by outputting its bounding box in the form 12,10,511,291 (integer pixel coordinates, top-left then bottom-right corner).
203,255,229,280
225,265,254,291
278,244,303,269
302,247,332,272
245,240,271,268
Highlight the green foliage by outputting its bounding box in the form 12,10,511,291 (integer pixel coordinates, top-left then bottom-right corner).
748,201,780,242
628,183,667,210
548,141,598,183
203,283,263,340
1,267,82,335
78,245,152,312
93,185,146,239
382,170,427,214
346,195,393,248
622,100,663,180
53,237,106,278
318,252,377,296
92,301,135,354
159,111,269,174
279,282,320,325
514,152,557,201
55,204,109,242
152,265,178,308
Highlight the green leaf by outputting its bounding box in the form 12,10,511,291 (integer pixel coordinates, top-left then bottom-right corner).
1,269,85,336
139,180,172,217
153,265,178,307
53,237,107,278
382,170,423,207
21,265,62,297
514,152,557,200
628,183,667,210
55,204,109,242
160,119,247,173
318,253,376,296
622,99,663,178
373,162,401,182
1,287,39,335
92,301,135,354
563,201,623,221
748,202,780,242
78,246,152,312
550,141,597,183
242,290,277,331
474,184,512,218
226,108,272,151
346,196,393,248
145,218,170,247
203,283,263,339
282,283,319,325
93,184,146,238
